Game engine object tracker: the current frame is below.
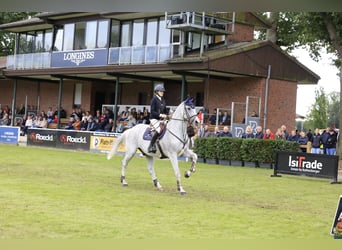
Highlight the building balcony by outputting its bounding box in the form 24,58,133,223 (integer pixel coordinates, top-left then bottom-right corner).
165,12,234,36
5,44,177,70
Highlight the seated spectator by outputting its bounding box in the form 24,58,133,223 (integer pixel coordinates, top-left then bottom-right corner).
220,111,231,125
86,117,97,131
38,116,48,128
287,130,299,142
254,125,264,139
65,117,75,130
22,115,33,135
263,129,275,140
198,124,212,138
218,126,232,137
104,118,114,132
80,116,88,131
52,114,58,124
242,125,254,139
213,126,221,137
72,117,81,130
0,113,11,126
298,131,309,152
125,113,136,129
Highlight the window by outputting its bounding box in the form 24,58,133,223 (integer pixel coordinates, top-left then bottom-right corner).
35,31,43,52
54,28,63,51
97,20,109,48
146,18,158,45
110,20,120,47
74,22,86,49
85,21,97,49
63,23,75,51
158,19,171,45
121,21,132,47
132,19,144,46
44,30,52,51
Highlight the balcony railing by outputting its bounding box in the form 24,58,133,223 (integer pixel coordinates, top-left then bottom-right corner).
6,52,51,70
5,44,176,70
108,44,175,65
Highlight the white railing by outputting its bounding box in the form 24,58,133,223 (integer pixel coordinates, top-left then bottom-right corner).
108,44,174,65
6,52,51,70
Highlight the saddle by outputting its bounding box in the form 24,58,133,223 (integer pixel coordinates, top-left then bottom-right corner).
142,125,167,141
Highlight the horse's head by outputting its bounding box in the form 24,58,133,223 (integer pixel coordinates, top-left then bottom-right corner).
183,97,200,126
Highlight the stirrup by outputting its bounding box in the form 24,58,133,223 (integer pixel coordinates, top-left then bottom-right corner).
148,145,156,153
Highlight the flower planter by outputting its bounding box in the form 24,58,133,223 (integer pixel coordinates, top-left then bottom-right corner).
230,160,243,167
218,159,231,166
206,158,218,165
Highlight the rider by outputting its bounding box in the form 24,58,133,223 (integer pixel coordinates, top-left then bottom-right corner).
148,84,168,153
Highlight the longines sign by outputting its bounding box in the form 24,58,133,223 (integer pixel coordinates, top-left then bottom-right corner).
51,48,108,68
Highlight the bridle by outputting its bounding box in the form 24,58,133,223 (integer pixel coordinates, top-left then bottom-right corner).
167,103,198,147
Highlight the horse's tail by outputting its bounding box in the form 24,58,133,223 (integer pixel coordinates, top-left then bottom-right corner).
107,132,126,160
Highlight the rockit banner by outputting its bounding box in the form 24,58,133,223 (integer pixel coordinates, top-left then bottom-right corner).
272,151,340,183
56,130,90,150
27,128,57,148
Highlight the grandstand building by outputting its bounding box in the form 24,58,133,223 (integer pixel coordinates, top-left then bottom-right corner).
0,12,319,133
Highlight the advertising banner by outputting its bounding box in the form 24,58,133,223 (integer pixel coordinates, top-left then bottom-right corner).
89,132,124,153
56,130,90,150
273,151,339,183
331,195,342,237
27,128,57,148
51,48,108,68
0,126,20,144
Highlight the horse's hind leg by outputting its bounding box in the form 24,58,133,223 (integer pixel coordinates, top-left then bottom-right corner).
146,156,163,190
120,150,135,187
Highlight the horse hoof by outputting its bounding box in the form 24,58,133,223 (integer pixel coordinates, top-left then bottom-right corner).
180,191,187,195
122,183,128,187
184,170,191,178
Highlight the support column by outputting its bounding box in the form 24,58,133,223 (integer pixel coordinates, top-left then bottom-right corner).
57,78,63,129
113,76,119,131
11,79,17,126
181,74,187,101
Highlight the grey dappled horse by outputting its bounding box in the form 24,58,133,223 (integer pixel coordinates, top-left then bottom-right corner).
107,97,199,195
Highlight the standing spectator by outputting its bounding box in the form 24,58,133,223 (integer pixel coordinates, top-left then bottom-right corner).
298,131,309,152
242,125,254,139
263,129,275,140
321,127,331,154
306,128,313,142
254,125,264,139
287,130,299,142
326,128,338,155
275,128,286,140
311,128,322,154
218,126,232,137
209,109,217,125
220,111,231,125
280,124,289,140
80,116,88,131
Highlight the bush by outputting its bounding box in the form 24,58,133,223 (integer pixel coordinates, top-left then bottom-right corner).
194,137,300,164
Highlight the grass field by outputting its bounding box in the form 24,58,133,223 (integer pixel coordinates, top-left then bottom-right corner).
0,143,341,239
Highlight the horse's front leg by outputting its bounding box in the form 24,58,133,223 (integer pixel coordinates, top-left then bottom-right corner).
146,155,163,191
169,154,186,195
184,148,198,178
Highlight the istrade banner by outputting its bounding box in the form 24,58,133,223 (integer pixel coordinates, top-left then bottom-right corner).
274,151,339,182
27,128,57,147
0,126,20,144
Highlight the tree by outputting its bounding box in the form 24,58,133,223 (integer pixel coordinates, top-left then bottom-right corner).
0,12,36,56
264,12,342,158
305,87,328,129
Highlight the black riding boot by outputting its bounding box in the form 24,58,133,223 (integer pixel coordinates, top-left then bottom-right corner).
148,131,159,153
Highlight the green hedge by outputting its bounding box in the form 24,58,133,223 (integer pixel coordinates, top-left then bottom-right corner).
193,137,299,164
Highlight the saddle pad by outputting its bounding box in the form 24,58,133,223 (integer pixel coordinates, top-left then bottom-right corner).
142,126,167,141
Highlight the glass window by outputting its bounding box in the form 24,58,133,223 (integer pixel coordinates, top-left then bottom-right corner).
18,34,26,54
75,22,86,49
54,28,63,51
63,23,75,51
85,21,97,49
121,21,132,47
35,31,43,52
146,18,158,45
132,19,144,46
44,30,52,51
97,20,109,48
110,20,120,47
26,34,35,53
158,19,171,45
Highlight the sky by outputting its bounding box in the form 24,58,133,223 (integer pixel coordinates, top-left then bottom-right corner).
290,47,340,116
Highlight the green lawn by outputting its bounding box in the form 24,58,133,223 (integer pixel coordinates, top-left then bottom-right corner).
0,144,340,239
